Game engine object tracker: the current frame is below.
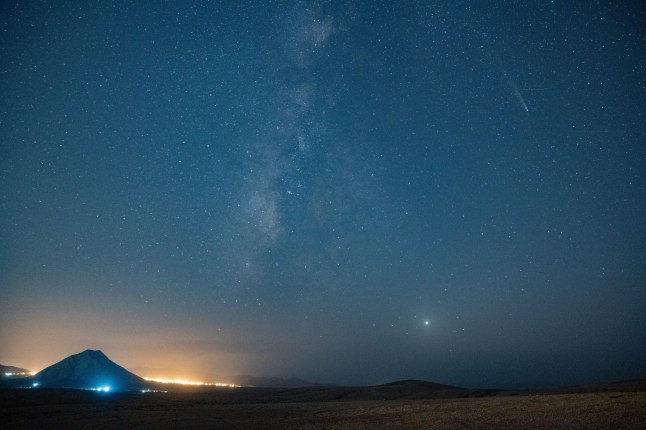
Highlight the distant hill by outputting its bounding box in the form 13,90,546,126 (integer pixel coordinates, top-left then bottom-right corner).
32,349,146,392
1,365,32,375
167,379,503,403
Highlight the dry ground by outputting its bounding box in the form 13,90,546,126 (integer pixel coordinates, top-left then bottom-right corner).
2,389,645,429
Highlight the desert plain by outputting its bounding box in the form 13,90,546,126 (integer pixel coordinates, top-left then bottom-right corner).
2,380,645,429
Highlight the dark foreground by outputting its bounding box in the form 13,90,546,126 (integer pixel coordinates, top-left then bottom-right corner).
2,384,645,429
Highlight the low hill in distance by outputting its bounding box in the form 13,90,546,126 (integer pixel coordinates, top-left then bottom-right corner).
1,364,32,375
234,379,503,403
0,365,34,388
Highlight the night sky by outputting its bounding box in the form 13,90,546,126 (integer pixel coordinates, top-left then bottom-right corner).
1,1,645,389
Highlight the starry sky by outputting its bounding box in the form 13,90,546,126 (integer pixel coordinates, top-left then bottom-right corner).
1,1,645,389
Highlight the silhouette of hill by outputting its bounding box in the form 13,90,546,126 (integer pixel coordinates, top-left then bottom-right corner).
272,379,503,402
0,364,33,388
1,364,31,375
32,349,146,391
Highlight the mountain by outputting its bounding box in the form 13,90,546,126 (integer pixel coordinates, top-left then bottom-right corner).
1,365,32,376
32,349,146,391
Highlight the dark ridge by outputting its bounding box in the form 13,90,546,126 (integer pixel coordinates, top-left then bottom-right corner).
0,365,31,375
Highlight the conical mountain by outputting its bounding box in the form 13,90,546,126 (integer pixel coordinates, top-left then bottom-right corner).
33,349,146,391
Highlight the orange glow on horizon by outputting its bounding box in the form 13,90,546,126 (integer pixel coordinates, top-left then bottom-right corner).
143,377,238,387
